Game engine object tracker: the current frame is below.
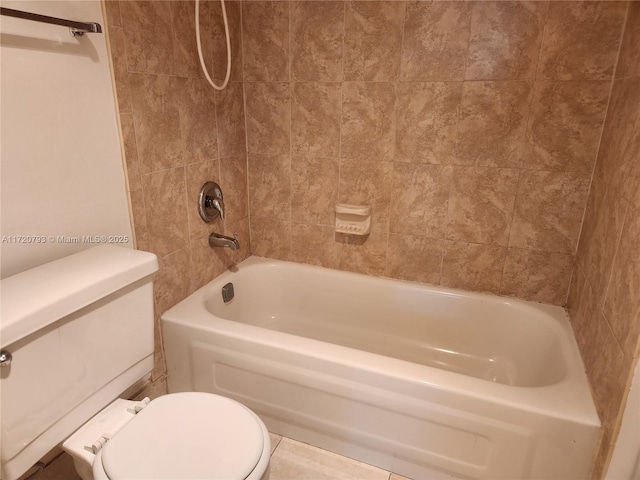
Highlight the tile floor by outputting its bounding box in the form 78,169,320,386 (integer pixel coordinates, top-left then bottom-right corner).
34,432,412,480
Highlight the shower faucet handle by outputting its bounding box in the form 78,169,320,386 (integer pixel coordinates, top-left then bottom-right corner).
198,182,225,222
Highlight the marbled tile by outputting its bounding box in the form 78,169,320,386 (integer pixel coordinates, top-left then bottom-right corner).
291,82,341,157
170,0,206,78
245,82,291,155
603,204,640,356
242,2,289,82
616,2,640,79
510,170,590,254
188,233,229,292
141,167,189,257
248,154,291,221
466,1,547,81
389,163,452,239
177,77,218,162
120,0,174,75
215,81,246,158
291,2,344,82
447,166,519,246
270,438,389,480
501,249,574,305
154,247,190,315
338,158,392,233
220,155,248,223
441,241,506,294
578,189,628,308
129,189,149,251
291,223,339,269
250,218,291,261
343,2,405,81
185,160,219,243
269,433,282,454
211,1,242,83
129,73,183,173
568,265,599,360
400,2,472,81
395,82,462,165
291,156,339,226
104,0,121,28
337,230,388,278
108,26,131,114
455,81,532,168
591,77,640,203
341,82,396,162
523,81,610,173
386,234,443,285
120,113,141,192
537,1,626,81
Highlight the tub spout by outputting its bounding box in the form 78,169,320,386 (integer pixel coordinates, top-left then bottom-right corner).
209,232,240,250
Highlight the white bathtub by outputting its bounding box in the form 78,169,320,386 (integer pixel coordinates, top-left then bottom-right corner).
162,256,600,479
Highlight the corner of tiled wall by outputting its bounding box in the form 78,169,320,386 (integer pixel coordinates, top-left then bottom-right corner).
103,0,249,382
567,2,640,477
241,0,626,308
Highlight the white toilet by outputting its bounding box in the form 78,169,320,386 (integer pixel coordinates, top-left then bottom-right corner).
0,246,270,480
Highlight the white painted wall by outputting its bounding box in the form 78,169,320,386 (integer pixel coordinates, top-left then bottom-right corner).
606,359,640,480
0,0,132,278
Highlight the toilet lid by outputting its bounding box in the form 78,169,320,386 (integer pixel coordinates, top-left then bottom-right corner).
101,392,265,480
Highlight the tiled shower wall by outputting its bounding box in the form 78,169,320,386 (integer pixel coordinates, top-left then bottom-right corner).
568,3,640,477
242,0,627,306
103,0,249,380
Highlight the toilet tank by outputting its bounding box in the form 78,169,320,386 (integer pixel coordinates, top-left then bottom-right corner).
0,246,158,480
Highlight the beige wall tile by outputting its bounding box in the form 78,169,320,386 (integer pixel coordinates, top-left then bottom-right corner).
250,218,292,261
215,81,246,158
341,82,396,162
389,163,452,239
501,249,574,305
154,247,191,315
339,158,392,232
129,73,183,173
603,204,640,357
537,1,626,81
400,2,472,81
211,1,243,83
466,1,547,81
291,156,339,226
441,241,506,294
386,234,443,285
248,154,291,221
510,170,590,254
177,77,219,162
189,233,233,292
121,0,175,75
170,1,204,79
129,189,149,252
120,113,142,192
343,2,405,81
523,81,610,173
220,155,249,224
245,82,291,155
455,81,532,168
395,82,462,165
104,0,122,28
107,26,132,114
616,2,640,79
291,82,341,157
337,230,388,277
242,2,290,82
591,77,640,203
141,167,189,257
291,2,344,82
447,166,519,246
291,223,339,269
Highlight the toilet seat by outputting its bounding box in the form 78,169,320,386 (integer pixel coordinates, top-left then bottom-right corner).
96,392,267,480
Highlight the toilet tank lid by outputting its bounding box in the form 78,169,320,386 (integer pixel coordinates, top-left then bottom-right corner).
1,245,158,348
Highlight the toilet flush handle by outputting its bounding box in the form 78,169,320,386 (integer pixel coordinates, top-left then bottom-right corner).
0,350,12,367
